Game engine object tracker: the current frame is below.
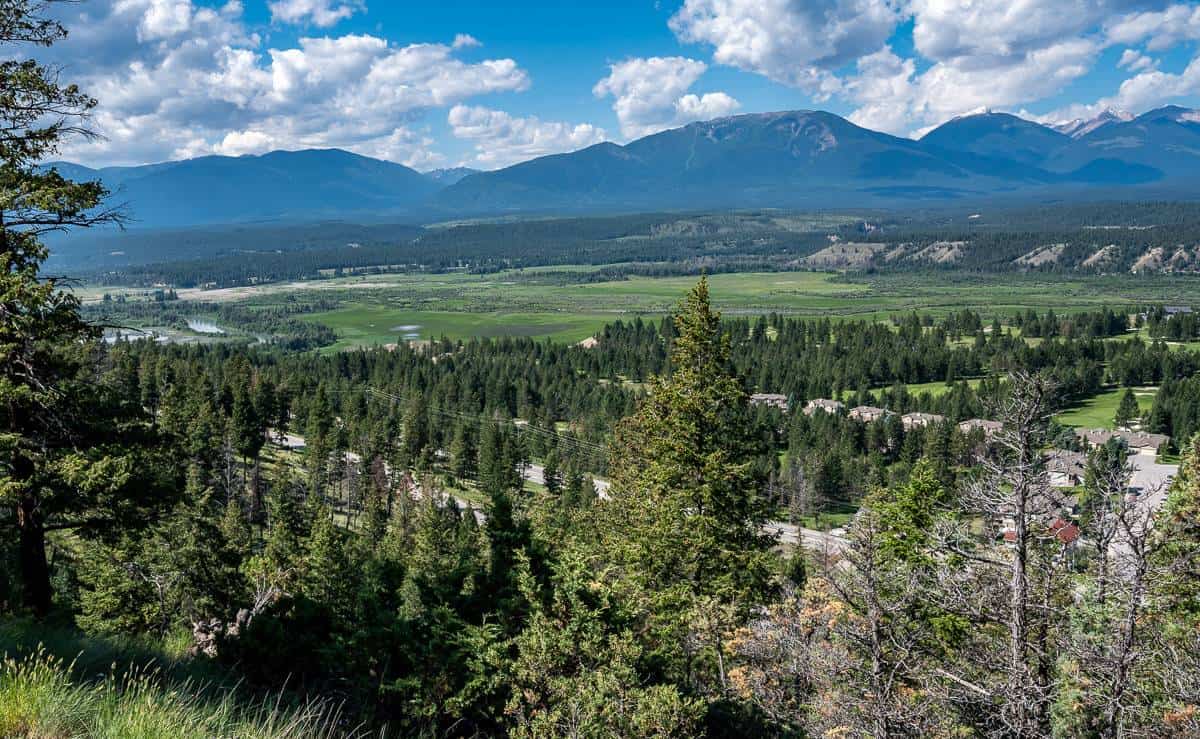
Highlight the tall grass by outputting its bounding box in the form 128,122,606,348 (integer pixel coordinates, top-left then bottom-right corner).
0,620,368,738
0,649,357,738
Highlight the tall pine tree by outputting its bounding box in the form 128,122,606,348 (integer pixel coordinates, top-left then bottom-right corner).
602,276,774,688
1,1,175,615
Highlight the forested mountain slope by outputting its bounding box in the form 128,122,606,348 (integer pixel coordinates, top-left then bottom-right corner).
45,149,439,228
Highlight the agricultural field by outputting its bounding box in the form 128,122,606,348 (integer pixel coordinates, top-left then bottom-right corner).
294,271,1200,347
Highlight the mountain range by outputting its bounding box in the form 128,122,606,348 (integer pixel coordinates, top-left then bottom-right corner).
49,106,1200,227
46,149,440,228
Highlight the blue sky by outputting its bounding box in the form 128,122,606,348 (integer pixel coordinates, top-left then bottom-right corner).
48,0,1200,169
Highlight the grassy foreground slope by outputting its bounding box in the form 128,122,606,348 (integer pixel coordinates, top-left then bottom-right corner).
0,621,350,739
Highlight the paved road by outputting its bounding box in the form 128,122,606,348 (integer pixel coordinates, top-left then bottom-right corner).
524,462,611,498
764,521,851,555
1109,454,1179,561
525,463,844,553
1127,453,1177,512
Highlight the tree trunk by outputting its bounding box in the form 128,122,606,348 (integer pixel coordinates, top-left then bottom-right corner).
1009,481,1031,734
16,491,51,617
1102,545,1148,739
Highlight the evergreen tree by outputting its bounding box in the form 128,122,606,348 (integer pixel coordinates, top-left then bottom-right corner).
541,449,562,496
0,0,164,616
1114,387,1140,429
868,459,944,559
449,422,478,483
603,276,774,688
231,381,265,464
302,504,357,622
361,475,390,545
505,551,703,737
1153,433,1200,625
562,463,587,508
78,468,244,635
262,470,306,577
401,392,430,466
219,496,253,561
480,470,534,626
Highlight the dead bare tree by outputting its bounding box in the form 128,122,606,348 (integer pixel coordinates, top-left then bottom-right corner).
954,371,1070,737
784,458,822,525
1080,446,1136,612
727,583,814,729
814,509,947,737
1099,488,1158,738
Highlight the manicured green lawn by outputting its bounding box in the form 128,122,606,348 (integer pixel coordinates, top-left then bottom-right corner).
1105,326,1200,352
1055,386,1157,429
899,378,984,397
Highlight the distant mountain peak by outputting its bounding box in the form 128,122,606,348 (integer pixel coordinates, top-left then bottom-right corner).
952,106,997,119
1135,104,1200,124
424,167,480,186
1053,109,1135,138
51,148,437,227
918,108,1068,166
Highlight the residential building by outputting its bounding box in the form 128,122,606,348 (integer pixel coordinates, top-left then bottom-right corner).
848,405,890,423
1047,449,1087,488
901,411,944,430
750,393,789,411
1075,428,1170,456
1048,517,1082,547
958,418,1003,437
803,398,844,416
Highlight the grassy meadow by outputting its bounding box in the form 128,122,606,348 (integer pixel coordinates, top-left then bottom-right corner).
85,267,1200,352
307,304,616,350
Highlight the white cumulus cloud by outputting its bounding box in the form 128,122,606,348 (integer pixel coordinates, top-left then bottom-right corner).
44,1,532,166
267,0,364,28
908,0,1135,62
669,0,900,95
668,0,1195,137
1104,54,1200,111
844,1,1190,136
593,56,740,139
448,105,608,168
1106,3,1200,50
452,33,481,49
848,36,1104,135
1118,49,1156,72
